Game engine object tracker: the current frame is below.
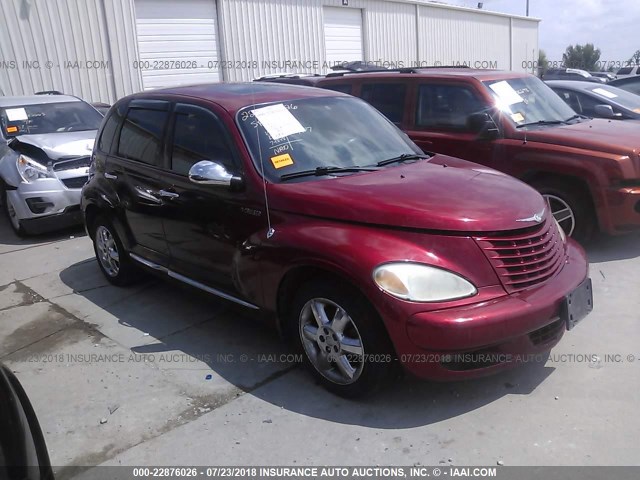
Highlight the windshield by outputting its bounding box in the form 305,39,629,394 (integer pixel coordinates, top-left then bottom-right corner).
0,101,102,137
237,96,422,183
587,85,640,111
483,76,577,127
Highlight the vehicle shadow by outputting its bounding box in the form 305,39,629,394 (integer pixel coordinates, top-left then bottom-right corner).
0,212,85,246
585,231,640,263
59,260,554,429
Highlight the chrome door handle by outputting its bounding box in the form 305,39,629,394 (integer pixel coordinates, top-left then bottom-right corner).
104,172,118,180
158,190,179,199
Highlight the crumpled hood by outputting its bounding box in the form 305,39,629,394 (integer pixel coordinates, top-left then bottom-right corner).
11,130,96,160
269,155,548,232
516,118,640,156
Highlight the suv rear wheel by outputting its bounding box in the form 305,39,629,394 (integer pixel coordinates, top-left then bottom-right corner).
91,215,140,286
531,180,594,242
289,279,394,398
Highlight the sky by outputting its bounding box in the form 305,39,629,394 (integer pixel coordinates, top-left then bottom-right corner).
452,0,639,66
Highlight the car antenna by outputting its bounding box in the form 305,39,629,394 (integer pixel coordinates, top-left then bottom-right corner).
250,84,275,239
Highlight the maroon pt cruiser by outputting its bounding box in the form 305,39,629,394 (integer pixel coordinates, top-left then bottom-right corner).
81,83,592,397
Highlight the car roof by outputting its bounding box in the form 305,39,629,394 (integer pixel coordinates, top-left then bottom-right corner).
545,80,605,91
610,76,640,86
140,82,347,114
0,95,81,108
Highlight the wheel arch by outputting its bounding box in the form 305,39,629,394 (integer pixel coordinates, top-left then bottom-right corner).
275,264,375,339
520,170,601,231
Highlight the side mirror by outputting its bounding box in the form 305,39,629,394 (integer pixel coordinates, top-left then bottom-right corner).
188,160,243,190
467,112,500,140
594,104,616,118
0,365,53,480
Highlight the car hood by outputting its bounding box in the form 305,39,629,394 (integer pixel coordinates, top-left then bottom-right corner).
514,118,640,156
10,131,96,160
269,155,548,232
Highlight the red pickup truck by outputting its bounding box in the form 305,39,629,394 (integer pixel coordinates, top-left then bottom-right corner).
260,69,640,241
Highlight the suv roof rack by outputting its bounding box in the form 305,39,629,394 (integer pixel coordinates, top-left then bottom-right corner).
325,65,470,77
254,73,323,81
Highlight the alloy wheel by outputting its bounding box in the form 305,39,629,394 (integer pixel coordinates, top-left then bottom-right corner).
544,194,575,237
96,225,120,277
299,298,365,385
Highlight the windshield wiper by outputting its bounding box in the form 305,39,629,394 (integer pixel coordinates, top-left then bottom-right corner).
376,153,430,167
279,166,376,182
516,120,567,129
564,114,588,122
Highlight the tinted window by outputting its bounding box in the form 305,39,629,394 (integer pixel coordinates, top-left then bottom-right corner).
553,89,582,113
360,83,406,124
117,108,168,166
417,84,487,130
97,109,122,153
171,109,234,175
618,67,633,75
324,84,352,95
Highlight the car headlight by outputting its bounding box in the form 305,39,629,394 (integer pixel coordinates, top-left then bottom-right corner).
16,155,50,183
554,217,567,243
373,263,477,302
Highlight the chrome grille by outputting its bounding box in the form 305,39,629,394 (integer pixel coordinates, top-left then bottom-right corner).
53,156,91,171
474,218,566,293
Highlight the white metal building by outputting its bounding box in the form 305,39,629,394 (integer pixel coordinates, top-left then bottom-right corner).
0,0,539,103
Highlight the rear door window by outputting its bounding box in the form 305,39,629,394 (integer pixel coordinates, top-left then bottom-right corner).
117,106,169,167
360,83,407,124
416,84,488,130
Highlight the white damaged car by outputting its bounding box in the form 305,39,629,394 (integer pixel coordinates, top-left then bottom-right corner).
0,95,103,235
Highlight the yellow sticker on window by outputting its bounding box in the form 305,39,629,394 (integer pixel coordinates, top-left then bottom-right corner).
511,112,525,123
6,126,18,133
271,153,294,169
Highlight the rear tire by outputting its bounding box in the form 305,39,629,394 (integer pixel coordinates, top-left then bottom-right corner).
288,278,395,398
1,183,27,237
530,179,595,243
91,215,140,286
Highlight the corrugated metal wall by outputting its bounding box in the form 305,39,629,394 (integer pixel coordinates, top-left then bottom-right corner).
0,0,538,98
218,0,538,81
511,17,539,74
417,4,511,70
0,0,141,103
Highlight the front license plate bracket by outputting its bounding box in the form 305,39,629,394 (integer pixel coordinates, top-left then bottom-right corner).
561,277,593,330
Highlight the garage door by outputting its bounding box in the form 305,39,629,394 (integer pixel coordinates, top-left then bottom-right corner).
323,7,364,65
135,0,220,90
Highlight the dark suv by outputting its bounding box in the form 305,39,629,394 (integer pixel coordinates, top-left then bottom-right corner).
260,68,640,241
82,83,591,397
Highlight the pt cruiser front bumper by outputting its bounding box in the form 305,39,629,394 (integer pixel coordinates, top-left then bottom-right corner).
398,240,591,380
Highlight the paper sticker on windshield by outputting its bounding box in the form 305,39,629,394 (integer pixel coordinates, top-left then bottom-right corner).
5,108,28,121
592,87,617,99
271,153,294,169
489,81,524,106
252,104,305,140
511,112,525,123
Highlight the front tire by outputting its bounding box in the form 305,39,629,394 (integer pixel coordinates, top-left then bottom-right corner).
1,184,27,237
288,279,395,398
531,180,595,242
91,215,139,286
